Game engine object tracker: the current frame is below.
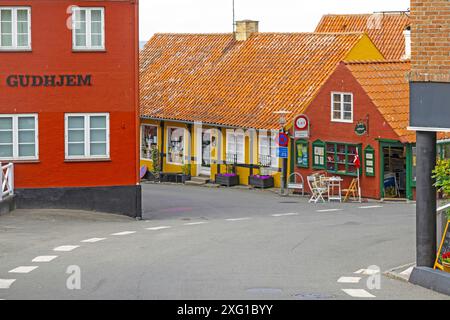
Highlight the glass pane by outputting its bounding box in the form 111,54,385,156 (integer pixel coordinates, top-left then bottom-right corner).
333,111,341,119
90,129,106,142
18,117,35,129
17,21,28,33
19,144,35,157
68,143,85,156
75,22,86,34
17,10,28,22
90,143,106,156
1,10,12,22
91,34,102,47
0,131,12,143
344,112,352,120
75,34,86,47
343,103,352,112
68,116,84,129
1,34,12,46
1,21,12,33
0,145,13,157
333,94,341,103
68,130,84,143
18,131,34,143
90,116,106,128
91,10,102,22
0,118,12,130
344,94,352,103
17,34,28,46
333,102,341,111
91,21,101,34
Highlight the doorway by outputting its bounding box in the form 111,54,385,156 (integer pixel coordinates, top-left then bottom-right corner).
200,130,211,175
381,143,407,199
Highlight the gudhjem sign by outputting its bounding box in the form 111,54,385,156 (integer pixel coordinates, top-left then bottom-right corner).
6,74,92,88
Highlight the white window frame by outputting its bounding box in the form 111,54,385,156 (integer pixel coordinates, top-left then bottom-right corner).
0,7,31,51
140,124,158,161
72,7,105,51
258,131,278,168
226,130,245,164
166,126,185,165
0,114,38,161
331,92,353,123
64,113,110,160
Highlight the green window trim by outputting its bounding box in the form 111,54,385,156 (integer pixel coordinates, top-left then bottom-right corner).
325,142,362,177
312,139,326,169
296,140,309,168
364,145,375,177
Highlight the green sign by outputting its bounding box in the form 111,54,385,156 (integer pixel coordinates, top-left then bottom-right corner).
355,122,367,136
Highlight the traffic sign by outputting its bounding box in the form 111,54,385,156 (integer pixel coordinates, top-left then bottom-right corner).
277,147,289,159
294,114,310,138
276,132,289,147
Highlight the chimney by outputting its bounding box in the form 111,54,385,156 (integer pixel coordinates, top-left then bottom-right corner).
234,20,259,41
402,26,411,60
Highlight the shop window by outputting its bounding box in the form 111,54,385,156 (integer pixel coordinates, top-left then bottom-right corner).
364,145,375,177
296,140,309,168
331,92,353,123
72,7,105,50
258,132,277,168
0,114,38,160
438,143,450,160
167,127,185,165
65,113,109,159
312,140,325,169
141,125,158,160
226,131,245,164
0,7,31,50
326,142,361,176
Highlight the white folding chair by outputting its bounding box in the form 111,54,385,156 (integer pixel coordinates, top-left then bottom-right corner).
307,175,327,203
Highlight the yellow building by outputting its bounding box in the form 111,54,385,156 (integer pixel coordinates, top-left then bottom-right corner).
139,21,384,187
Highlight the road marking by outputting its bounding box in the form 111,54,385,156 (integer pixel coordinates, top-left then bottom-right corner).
184,222,208,226
81,238,107,243
146,226,172,231
0,279,16,289
9,266,38,274
337,276,362,284
400,266,414,276
32,255,58,263
359,205,383,209
342,289,376,298
272,213,299,217
354,268,380,275
111,231,136,236
316,209,343,213
226,218,252,221
53,245,80,252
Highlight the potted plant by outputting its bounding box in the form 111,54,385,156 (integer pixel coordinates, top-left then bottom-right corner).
147,146,161,182
181,163,192,184
215,164,239,187
442,252,450,273
249,174,274,189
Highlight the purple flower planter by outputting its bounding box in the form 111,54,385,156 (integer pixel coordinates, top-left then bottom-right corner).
215,174,240,187
249,175,275,189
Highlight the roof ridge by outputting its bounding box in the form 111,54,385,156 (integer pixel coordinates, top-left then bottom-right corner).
322,12,409,17
344,60,411,65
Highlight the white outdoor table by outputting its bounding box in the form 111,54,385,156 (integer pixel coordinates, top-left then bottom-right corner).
321,176,343,202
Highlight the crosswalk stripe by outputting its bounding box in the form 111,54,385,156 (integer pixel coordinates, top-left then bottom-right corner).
272,213,299,217
146,226,172,231
337,277,361,284
342,289,376,298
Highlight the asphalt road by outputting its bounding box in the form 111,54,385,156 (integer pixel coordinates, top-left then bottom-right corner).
0,183,448,300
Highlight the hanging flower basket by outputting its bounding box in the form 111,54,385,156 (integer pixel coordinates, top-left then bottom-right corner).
215,173,239,187
249,175,274,189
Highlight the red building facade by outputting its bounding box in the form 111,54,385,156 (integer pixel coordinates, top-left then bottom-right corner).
0,0,141,217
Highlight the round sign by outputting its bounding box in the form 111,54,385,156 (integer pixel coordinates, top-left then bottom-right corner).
294,115,309,131
355,122,367,136
276,132,289,147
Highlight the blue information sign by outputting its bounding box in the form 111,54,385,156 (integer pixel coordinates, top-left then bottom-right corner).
277,147,289,159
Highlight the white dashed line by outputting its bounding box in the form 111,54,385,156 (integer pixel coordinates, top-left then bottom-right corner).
359,205,383,209
81,238,107,243
354,268,380,275
32,255,58,263
9,266,38,274
0,279,16,289
337,276,362,284
184,222,208,226
146,226,172,231
226,218,252,221
272,213,299,217
316,209,343,213
342,289,376,298
53,245,80,252
111,231,136,236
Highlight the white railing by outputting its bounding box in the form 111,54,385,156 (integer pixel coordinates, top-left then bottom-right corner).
0,162,14,201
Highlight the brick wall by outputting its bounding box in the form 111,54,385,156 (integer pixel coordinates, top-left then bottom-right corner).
410,0,450,82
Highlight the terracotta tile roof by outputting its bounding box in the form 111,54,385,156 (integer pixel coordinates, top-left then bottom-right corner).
315,13,410,60
140,32,370,130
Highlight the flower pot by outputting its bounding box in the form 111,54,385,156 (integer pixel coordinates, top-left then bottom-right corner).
249,176,274,189
443,262,450,273
215,174,239,187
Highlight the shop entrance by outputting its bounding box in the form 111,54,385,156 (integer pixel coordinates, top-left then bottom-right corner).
380,142,407,199
200,130,211,175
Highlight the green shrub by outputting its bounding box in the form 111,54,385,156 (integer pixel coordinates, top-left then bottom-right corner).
433,159,450,219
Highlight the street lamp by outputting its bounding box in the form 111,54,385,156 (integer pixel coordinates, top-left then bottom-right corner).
274,110,291,196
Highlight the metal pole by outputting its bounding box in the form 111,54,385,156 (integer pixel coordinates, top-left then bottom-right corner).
416,131,437,267
280,128,287,196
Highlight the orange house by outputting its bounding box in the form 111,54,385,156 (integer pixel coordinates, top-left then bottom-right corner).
0,0,141,217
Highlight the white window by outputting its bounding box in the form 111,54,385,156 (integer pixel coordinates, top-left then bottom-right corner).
141,125,158,160
259,132,278,167
331,92,353,123
226,131,245,164
167,127,185,164
72,7,105,50
0,7,31,50
0,114,38,160
65,113,109,160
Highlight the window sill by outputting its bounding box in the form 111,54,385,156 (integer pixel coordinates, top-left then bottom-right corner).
65,158,111,163
72,49,106,53
0,159,40,164
331,119,353,124
0,48,32,52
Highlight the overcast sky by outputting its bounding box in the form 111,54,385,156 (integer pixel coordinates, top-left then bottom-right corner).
139,0,410,41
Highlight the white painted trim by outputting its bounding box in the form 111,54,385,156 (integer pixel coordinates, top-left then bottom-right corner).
0,113,38,161
140,124,158,161
72,7,105,51
408,126,450,133
0,7,32,51
331,92,353,123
